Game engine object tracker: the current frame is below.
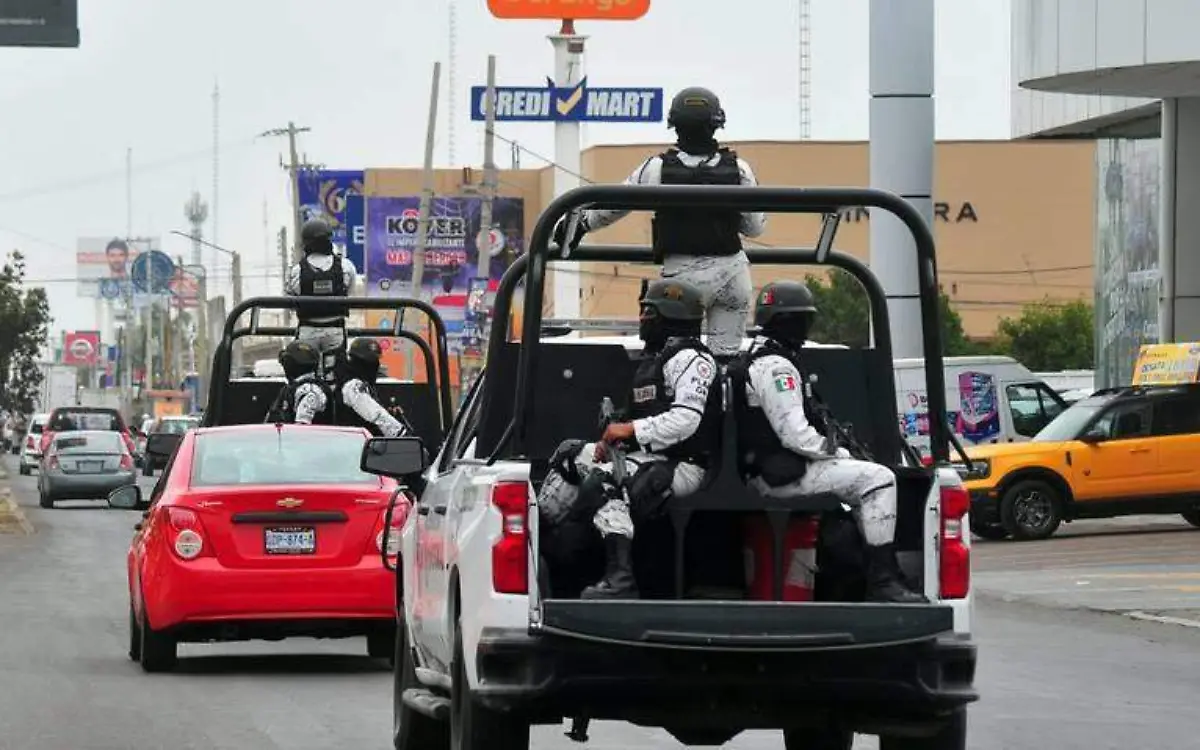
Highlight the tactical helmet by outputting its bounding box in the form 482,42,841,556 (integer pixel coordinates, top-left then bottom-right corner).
347,337,383,365
753,281,817,329
278,340,320,380
667,87,726,131
640,279,705,323
300,217,333,248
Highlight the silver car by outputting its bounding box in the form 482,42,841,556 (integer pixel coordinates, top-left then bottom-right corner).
38,430,137,508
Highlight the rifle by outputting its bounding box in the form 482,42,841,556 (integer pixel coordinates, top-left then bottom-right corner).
801,372,875,461
597,397,629,484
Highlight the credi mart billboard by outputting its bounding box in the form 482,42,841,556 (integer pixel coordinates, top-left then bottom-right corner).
487,0,650,20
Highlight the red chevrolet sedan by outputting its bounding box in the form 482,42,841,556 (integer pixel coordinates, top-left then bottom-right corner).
108,423,410,673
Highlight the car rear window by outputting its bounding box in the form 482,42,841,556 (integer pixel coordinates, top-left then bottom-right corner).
55,432,122,453
191,429,378,487
50,410,122,432
156,419,198,434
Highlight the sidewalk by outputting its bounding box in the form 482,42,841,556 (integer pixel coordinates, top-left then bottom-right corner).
0,463,34,536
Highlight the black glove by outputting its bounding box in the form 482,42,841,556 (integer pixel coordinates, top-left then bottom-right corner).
549,438,587,485
552,214,587,252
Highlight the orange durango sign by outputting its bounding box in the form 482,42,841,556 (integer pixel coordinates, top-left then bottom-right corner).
487,0,650,21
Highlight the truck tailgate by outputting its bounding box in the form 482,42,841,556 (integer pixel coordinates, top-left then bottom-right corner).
538,599,954,650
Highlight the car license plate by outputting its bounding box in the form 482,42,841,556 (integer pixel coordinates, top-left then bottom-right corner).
78,461,104,473
264,526,316,555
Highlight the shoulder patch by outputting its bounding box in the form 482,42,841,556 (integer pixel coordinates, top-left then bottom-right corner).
773,372,798,393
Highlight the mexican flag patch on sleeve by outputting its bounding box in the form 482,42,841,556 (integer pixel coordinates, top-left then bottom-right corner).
773,373,798,393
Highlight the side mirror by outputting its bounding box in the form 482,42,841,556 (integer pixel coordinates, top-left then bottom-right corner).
1078,430,1105,444
361,436,428,478
108,484,145,510
145,432,182,459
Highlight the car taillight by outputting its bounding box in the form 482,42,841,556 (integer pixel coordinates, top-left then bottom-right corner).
939,481,971,600
119,452,134,470
121,433,135,454
46,454,59,470
25,436,34,450
164,507,211,561
491,481,529,595
374,499,409,557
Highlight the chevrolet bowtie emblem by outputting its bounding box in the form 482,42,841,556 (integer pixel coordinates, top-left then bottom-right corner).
276,497,305,509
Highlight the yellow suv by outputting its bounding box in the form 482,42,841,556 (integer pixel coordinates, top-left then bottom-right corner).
957,384,1200,541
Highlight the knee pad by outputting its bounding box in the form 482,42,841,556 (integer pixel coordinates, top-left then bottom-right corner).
569,469,616,523
627,460,676,523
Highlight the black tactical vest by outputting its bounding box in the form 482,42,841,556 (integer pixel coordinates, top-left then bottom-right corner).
652,148,743,259
728,343,820,478
628,337,722,463
298,255,349,324
269,375,334,425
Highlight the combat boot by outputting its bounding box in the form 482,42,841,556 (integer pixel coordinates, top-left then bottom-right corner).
581,534,639,599
865,543,928,604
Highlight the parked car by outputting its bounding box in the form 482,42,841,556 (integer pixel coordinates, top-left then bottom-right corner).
17,413,49,476
109,424,409,673
141,415,201,476
37,430,137,508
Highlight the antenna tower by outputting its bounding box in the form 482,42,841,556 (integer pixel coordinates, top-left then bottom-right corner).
448,0,458,165
799,0,812,140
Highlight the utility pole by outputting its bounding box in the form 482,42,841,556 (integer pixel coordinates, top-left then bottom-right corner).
413,62,442,300
477,54,498,279
259,122,312,262
278,226,289,289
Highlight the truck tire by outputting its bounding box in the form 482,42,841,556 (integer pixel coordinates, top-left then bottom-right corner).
128,604,142,662
999,479,1063,541
784,724,853,749
394,621,448,750
1181,508,1200,528
450,616,529,750
879,708,966,750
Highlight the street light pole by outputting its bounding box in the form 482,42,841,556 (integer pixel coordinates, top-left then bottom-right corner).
171,231,244,371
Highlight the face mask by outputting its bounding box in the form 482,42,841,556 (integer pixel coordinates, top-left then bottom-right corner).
639,307,666,349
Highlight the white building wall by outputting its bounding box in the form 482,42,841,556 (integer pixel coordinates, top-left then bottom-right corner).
1010,0,1200,137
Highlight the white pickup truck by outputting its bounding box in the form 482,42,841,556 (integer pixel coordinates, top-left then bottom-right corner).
365,184,980,750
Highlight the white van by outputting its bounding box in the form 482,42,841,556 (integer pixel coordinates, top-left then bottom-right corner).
894,356,1068,456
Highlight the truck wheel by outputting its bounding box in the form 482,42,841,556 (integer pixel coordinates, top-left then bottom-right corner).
1181,508,1200,528
450,617,529,750
999,480,1063,541
880,708,966,750
970,519,1009,541
394,621,448,750
784,724,853,749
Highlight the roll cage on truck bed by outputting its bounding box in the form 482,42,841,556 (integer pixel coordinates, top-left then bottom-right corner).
198,296,455,447
364,184,978,750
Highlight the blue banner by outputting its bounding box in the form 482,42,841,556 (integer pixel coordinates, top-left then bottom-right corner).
296,169,366,248
470,77,663,123
343,193,366,274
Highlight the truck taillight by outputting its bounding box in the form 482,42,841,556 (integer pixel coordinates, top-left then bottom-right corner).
46,454,59,470
491,481,529,595
939,482,971,600
165,507,211,561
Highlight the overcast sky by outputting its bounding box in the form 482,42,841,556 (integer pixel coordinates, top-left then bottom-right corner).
0,0,1010,333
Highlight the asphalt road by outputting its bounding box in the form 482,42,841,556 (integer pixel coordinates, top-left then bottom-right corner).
1,457,1199,749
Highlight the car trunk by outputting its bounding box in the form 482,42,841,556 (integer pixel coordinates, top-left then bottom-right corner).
534,466,956,650
190,483,392,570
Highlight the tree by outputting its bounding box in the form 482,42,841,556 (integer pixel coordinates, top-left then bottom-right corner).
802,270,987,355
994,298,1093,371
0,251,52,415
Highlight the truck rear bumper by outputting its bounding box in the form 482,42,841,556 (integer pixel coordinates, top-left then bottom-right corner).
473,602,978,726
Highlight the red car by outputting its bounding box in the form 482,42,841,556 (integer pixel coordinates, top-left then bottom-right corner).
108,423,410,673
41,407,135,459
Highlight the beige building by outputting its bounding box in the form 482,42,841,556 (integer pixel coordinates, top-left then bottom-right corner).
366,139,1096,339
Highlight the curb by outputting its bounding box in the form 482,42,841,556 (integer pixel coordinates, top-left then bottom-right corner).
975,588,1200,631
0,479,34,536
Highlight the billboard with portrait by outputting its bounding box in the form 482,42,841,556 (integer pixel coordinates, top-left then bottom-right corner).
75,236,162,302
